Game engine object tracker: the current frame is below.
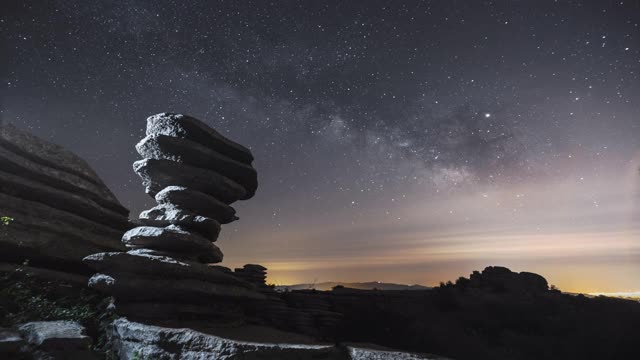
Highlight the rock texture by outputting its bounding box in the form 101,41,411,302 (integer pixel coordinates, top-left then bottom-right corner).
83,113,342,336
109,318,443,360
0,122,128,273
17,321,97,360
84,113,267,323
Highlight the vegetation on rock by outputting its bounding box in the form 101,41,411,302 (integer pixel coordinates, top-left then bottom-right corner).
1,216,12,226
0,270,116,355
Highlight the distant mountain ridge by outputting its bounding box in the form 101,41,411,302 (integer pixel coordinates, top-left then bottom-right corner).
276,281,431,291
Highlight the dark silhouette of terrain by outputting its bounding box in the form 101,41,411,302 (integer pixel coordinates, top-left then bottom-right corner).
277,281,430,291
282,266,640,360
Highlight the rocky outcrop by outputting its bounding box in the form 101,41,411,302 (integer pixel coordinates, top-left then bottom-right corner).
17,321,96,360
84,113,266,323
0,122,128,273
109,318,443,360
468,266,549,293
83,113,342,336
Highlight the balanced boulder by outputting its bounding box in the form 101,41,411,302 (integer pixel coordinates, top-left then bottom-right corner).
84,113,264,322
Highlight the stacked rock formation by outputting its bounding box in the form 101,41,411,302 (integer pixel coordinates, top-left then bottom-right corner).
235,264,270,291
83,113,265,320
0,122,128,275
469,266,549,294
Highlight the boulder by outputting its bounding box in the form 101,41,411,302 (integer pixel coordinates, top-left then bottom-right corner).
136,134,258,197
145,112,254,165
18,321,91,351
133,158,247,202
155,186,238,224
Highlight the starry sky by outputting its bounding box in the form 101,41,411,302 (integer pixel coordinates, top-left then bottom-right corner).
3,0,640,293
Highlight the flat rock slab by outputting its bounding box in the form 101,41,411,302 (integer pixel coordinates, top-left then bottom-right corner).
138,204,221,239
122,225,223,263
133,158,247,203
109,319,445,360
137,134,257,197
155,186,238,224
111,318,340,360
83,251,250,287
146,112,254,165
18,321,91,351
348,346,448,360
88,273,266,301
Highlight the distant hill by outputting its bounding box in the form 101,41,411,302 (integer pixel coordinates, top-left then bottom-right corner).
276,281,431,291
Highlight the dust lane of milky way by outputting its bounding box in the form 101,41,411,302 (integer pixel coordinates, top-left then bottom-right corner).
2,0,640,293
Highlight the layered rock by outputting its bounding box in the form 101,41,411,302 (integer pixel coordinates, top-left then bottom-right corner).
109,318,444,360
0,122,128,274
84,113,265,322
17,321,96,360
235,264,269,290
83,113,344,336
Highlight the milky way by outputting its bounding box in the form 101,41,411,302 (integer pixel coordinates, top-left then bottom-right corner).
3,1,640,292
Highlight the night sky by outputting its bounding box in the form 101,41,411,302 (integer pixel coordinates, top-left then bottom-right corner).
3,0,640,294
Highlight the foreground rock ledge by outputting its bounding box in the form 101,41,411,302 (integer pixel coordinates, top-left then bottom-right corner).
109,318,447,360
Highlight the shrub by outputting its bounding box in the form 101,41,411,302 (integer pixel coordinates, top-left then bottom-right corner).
1,216,13,226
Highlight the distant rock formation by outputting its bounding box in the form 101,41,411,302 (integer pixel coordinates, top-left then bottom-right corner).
278,281,431,292
0,122,128,273
467,266,549,293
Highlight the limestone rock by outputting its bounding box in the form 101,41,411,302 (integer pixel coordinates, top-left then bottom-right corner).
0,123,128,272
133,158,247,202
348,346,447,360
155,186,238,224
18,321,91,350
138,203,221,239
0,123,125,209
88,273,265,301
468,266,549,293
235,264,269,290
109,318,340,360
109,318,444,360
83,251,250,287
145,112,254,165
82,113,268,321
136,134,258,197
122,225,223,263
